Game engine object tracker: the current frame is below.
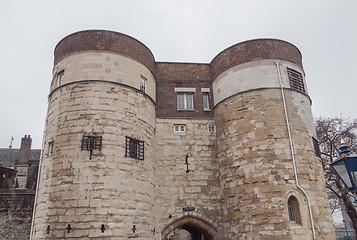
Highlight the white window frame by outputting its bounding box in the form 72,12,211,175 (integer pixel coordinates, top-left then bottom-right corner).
208,123,216,132
57,71,64,87
203,93,210,111
140,75,147,93
177,93,194,110
174,124,186,132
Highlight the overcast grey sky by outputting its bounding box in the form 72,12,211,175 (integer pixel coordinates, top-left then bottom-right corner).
0,0,356,149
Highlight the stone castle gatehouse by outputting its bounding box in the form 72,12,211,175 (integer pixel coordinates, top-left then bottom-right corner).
31,30,335,240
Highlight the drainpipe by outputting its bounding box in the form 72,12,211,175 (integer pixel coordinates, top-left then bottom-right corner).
274,61,316,240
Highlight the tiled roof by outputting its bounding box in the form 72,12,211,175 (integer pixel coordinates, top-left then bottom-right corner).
0,148,41,166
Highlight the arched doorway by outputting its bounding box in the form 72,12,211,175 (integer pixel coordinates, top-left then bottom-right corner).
162,216,217,240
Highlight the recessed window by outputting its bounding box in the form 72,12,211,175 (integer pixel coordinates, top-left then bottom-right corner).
287,68,305,93
288,196,301,224
203,93,210,111
57,70,64,87
312,137,321,158
208,123,216,132
81,135,102,159
125,136,144,160
48,141,54,156
174,124,186,132
140,75,147,93
177,93,194,110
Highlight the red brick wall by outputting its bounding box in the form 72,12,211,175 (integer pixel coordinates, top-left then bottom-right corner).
155,63,214,118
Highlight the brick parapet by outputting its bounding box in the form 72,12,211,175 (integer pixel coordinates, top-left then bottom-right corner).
54,30,156,74
210,39,303,80
155,62,210,81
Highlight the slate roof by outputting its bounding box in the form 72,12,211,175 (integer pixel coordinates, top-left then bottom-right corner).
0,148,41,167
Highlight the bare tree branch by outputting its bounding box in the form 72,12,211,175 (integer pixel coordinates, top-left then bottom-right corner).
315,117,357,238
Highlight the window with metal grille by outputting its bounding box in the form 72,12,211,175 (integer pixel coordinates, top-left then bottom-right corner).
81,135,102,159
288,196,301,224
177,93,194,110
125,136,144,160
287,68,305,93
312,137,321,158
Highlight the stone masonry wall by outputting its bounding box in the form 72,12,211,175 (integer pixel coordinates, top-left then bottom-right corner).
215,88,335,239
0,190,35,240
154,118,222,239
51,52,156,101
32,82,156,239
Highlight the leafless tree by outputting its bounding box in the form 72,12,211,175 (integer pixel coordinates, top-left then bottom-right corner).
315,117,357,237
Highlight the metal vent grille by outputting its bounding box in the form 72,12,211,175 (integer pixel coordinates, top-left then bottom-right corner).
312,137,321,158
287,68,305,93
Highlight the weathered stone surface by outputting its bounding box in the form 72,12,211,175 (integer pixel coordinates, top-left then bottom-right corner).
32,31,336,240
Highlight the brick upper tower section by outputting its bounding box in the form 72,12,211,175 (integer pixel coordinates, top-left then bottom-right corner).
210,39,303,80
54,30,156,74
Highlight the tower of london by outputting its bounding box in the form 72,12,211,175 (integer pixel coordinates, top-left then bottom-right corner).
31,30,335,240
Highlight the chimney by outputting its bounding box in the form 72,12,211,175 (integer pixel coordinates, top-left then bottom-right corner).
16,135,32,166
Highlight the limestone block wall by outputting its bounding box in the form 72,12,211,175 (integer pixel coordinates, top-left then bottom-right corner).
213,59,335,239
154,118,222,239
51,52,156,101
32,82,156,239
212,59,307,106
32,30,336,240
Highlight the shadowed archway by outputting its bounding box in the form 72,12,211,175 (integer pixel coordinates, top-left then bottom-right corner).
162,216,217,240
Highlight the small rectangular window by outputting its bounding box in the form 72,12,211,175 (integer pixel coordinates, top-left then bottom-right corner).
208,123,216,132
287,68,305,93
57,70,64,87
125,136,144,160
312,137,321,158
177,93,194,110
49,141,54,156
140,75,147,93
174,124,186,132
203,93,210,111
81,135,102,159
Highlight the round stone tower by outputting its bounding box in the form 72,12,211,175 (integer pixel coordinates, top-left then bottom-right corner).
211,40,335,239
32,30,157,239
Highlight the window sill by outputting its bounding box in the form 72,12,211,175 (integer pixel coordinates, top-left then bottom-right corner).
203,109,211,112
177,109,196,111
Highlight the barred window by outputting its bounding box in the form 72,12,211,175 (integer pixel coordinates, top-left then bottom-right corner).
312,137,321,158
81,135,102,159
125,136,144,160
287,68,305,93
